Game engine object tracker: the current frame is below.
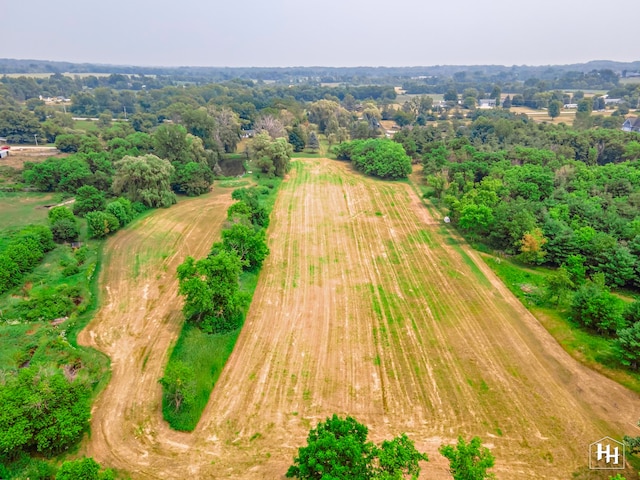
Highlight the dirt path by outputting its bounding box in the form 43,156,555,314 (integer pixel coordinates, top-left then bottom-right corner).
80,160,640,479
77,189,234,477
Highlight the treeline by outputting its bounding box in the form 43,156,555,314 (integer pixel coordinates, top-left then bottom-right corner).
3,57,640,84
177,185,271,334
394,110,640,165
22,123,220,206
402,68,622,95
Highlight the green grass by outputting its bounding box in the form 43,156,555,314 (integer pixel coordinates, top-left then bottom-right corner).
73,119,99,132
218,179,250,188
0,192,57,230
162,323,240,431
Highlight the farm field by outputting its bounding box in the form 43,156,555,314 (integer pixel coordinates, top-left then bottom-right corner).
80,158,640,479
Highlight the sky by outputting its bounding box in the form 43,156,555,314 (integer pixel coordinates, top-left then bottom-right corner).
3,0,640,68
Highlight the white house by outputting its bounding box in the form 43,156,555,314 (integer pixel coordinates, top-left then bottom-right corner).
478,99,497,109
622,117,640,133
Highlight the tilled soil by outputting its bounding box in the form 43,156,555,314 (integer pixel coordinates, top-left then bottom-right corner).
79,161,640,479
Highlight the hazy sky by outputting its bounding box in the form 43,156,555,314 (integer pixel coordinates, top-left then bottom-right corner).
3,0,639,67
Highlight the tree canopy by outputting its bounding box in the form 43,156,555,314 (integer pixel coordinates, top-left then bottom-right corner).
112,154,177,208
286,415,427,479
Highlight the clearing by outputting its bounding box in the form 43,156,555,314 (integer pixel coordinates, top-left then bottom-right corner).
80,159,640,479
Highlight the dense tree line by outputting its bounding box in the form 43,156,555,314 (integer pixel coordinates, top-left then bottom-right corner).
335,139,413,179
177,186,271,336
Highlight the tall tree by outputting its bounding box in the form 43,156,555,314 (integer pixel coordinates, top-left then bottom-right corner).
548,100,562,120
177,250,246,333
112,154,176,208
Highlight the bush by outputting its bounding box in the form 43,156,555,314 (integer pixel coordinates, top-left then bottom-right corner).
51,218,80,242
0,367,91,458
0,225,55,294
74,246,88,265
11,285,80,322
570,282,626,335
85,211,120,239
105,197,135,226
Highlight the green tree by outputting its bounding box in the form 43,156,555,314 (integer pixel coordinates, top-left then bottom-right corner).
73,185,106,216
112,154,176,208
85,211,120,239
173,161,213,196
289,127,306,152
250,132,293,178
570,282,626,335
338,139,412,180
221,223,269,271
458,203,494,238
105,197,135,226
177,251,246,333
56,457,115,480
548,100,562,120
270,137,294,177
48,206,80,242
286,415,427,480
439,436,495,480
544,266,574,305
375,433,428,479
159,361,197,412
48,205,75,224
307,131,320,152
615,322,640,370
0,367,91,458
51,218,80,242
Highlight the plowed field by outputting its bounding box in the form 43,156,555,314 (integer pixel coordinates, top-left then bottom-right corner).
80,160,640,479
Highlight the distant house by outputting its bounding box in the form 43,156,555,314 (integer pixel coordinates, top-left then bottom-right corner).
478,99,497,109
622,117,640,133
604,98,623,105
563,103,578,109
241,129,255,139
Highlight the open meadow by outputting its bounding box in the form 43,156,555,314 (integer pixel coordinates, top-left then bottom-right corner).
79,158,640,479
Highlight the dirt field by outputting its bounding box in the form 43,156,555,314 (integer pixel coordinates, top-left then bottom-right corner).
79,160,640,479
0,147,61,169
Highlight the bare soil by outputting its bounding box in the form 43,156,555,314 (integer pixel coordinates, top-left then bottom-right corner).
0,147,62,169
79,160,640,479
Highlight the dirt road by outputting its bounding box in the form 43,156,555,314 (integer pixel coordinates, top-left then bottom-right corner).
80,160,640,479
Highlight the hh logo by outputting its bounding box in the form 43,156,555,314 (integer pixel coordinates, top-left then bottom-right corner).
589,437,625,470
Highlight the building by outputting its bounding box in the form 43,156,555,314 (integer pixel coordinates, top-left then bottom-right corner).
478,99,497,109
622,117,640,133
